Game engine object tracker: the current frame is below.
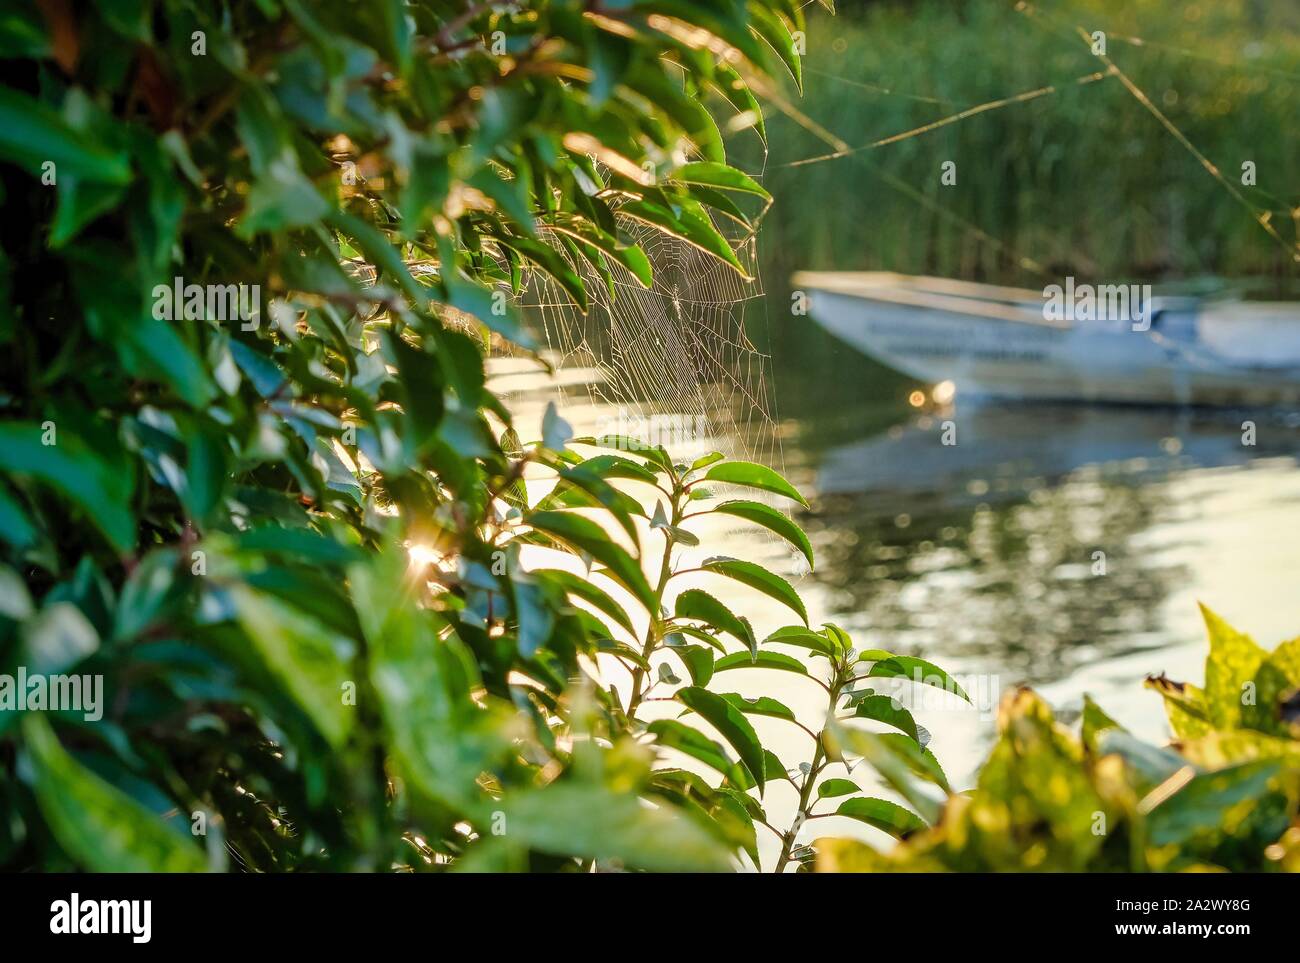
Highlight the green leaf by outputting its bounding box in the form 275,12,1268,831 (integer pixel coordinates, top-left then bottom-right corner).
634,0,775,69
494,234,589,311
875,732,950,791
763,625,835,657
713,692,797,722
660,625,722,654
674,162,770,199
373,0,413,74
619,199,750,278
527,510,655,611
568,454,661,486
702,558,807,625
543,215,653,288
674,589,757,655
1248,637,1300,734
0,88,131,184
713,650,809,676
497,782,730,871
0,421,135,551
622,65,724,163
588,30,631,105
1081,693,1124,753
596,639,651,672
1097,729,1187,786
510,578,554,658
114,549,182,641
1145,760,1282,847
709,786,761,869
183,425,228,523
835,797,926,838
229,586,355,748
551,463,645,543
402,147,452,228
1177,729,1300,770
823,623,854,656
468,163,536,231
863,655,971,703
443,271,533,347
0,7,50,59
536,569,637,635
748,2,803,91
852,695,921,743
675,686,766,793
816,777,859,799
647,718,753,790
22,716,206,872
66,247,215,408
828,724,946,823
667,525,699,546
1144,674,1212,740
1201,604,1267,729
702,462,807,506
764,749,793,784
235,527,364,566
710,63,766,140
666,641,715,686
682,185,749,225
50,177,128,247
0,485,38,549
572,435,673,471
240,162,329,236
689,451,725,472
352,550,505,808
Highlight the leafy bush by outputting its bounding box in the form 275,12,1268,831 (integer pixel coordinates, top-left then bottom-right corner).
544,439,967,871
0,0,862,872
819,607,1300,872
9,1,1287,877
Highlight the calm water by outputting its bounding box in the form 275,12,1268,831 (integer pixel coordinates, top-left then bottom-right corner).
786,394,1300,773
497,317,1300,863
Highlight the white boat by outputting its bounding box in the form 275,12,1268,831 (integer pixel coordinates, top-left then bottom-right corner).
794,271,1300,407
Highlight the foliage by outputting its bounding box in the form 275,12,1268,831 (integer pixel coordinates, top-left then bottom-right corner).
7,0,1289,878
818,607,1300,872
757,0,1300,289
0,0,858,872
564,437,964,871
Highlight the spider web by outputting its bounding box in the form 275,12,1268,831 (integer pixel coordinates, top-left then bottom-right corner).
517,215,783,469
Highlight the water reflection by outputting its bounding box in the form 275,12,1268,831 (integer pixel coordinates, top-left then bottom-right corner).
496,355,1300,789
815,402,1291,499
804,402,1300,692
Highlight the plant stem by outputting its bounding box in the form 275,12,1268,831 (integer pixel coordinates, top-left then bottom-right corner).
773,668,845,873
626,473,680,718
774,741,824,873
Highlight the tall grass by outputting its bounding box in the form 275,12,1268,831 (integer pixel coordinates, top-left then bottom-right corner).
753,0,1300,291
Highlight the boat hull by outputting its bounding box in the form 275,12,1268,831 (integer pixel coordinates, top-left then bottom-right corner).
798,273,1300,407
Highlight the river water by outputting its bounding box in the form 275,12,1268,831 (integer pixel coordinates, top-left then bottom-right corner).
495,312,1300,865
